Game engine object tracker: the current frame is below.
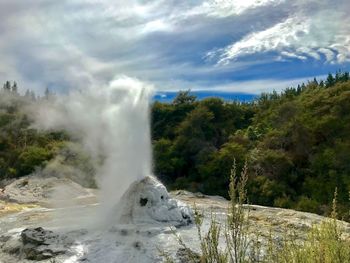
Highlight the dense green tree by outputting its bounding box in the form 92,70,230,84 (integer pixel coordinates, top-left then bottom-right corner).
17,146,53,176
152,72,350,220
325,73,335,87
172,90,196,105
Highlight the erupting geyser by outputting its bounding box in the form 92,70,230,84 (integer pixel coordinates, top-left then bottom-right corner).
34,77,193,227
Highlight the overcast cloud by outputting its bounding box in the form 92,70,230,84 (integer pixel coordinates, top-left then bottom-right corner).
0,0,349,94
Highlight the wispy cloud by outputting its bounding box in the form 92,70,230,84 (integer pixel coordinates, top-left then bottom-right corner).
210,0,350,64
187,0,285,17
154,74,327,94
0,0,348,94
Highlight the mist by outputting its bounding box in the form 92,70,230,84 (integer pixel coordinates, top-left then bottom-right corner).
32,76,154,227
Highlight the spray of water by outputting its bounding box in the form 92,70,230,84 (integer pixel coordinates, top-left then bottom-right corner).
33,76,153,226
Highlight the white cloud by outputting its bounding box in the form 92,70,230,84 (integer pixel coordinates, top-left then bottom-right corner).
197,75,327,94
140,19,173,34
188,0,285,17
211,0,350,64
215,16,310,64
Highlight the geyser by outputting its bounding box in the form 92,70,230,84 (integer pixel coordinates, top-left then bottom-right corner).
33,77,193,227
34,77,152,221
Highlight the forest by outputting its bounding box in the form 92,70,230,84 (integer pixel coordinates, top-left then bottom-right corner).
0,71,350,220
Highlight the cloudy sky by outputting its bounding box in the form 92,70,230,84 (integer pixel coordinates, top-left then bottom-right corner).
0,0,349,94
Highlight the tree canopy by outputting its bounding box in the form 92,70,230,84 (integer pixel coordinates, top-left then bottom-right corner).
152,71,350,220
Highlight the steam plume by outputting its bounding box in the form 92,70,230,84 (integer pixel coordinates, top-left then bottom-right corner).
33,76,153,225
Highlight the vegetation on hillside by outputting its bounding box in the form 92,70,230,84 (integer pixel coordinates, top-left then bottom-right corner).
0,71,349,220
152,71,350,220
0,85,67,180
0,85,95,187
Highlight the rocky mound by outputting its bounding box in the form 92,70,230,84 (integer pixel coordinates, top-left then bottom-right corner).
1,227,75,261
117,176,193,226
0,175,96,205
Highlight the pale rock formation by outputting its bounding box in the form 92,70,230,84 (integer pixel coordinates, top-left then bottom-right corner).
117,176,193,226
1,175,96,205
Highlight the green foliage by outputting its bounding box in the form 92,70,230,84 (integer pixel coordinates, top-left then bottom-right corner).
172,90,196,105
0,83,68,179
152,72,350,220
18,146,53,176
295,196,320,214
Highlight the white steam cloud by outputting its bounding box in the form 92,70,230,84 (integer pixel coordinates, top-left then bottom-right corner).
33,76,153,226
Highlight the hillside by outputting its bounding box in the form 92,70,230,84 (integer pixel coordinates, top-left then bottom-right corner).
152,72,350,220
0,72,349,220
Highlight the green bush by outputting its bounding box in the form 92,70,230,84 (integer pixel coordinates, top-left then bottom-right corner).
295,196,321,214
18,146,53,176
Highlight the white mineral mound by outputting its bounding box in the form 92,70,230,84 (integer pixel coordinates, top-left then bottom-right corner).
117,176,193,226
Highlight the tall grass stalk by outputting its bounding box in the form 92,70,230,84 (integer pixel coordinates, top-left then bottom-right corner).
225,160,250,263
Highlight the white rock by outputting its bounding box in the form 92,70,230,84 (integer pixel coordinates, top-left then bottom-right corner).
117,176,193,226
2,175,93,205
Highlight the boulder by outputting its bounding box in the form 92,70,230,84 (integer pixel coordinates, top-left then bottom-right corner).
20,227,72,261
1,236,21,255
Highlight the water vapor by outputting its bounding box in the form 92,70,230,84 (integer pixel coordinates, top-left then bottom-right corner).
33,76,153,226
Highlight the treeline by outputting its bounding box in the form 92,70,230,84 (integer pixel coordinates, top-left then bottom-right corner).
152,71,350,220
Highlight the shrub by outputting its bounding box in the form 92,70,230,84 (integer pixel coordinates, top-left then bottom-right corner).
295,196,320,214
18,146,53,176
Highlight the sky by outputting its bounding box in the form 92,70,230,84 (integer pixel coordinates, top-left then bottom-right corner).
0,0,349,95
